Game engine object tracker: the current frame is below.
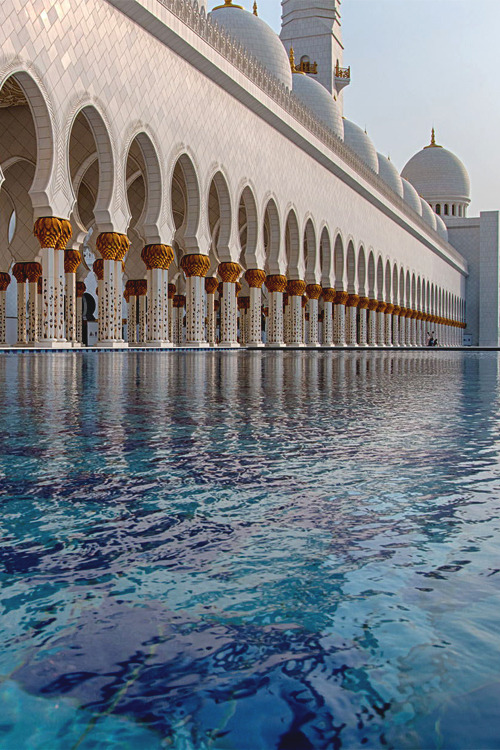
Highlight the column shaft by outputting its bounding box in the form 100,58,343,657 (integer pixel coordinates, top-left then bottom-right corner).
220,282,238,347
268,292,284,346
16,282,27,345
323,301,333,346
65,273,77,342
333,304,346,346
0,291,6,345
28,281,38,344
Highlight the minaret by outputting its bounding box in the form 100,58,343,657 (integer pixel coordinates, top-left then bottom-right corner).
280,0,349,98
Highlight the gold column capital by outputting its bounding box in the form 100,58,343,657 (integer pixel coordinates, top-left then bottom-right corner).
93,258,104,280
55,219,72,250
306,284,322,300
287,279,306,297
34,217,62,249
218,262,241,283
321,287,336,303
245,269,266,288
64,250,81,274
115,234,130,262
265,274,287,293
376,302,387,313
141,244,173,270
205,277,219,294
385,303,395,315
180,253,210,278
0,272,11,291
335,291,349,306
358,297,370,309
76,282,86,298
12,263,28,283
96,232,123,260
346,294,360,308
168,283,177,299
24,262,43,283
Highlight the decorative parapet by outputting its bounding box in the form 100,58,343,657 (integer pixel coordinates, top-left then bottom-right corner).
147,0,464,266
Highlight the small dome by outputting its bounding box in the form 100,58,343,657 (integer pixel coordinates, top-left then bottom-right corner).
292,74,343,140
377,153,403,198
420,198,437,231
209,4,292,89
435,213,448,241
402,178,422,215
343,120,378,173
401,131,470,203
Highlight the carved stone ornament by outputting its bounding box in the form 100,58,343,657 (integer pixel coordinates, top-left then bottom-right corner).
245,269,266,288
367,298,379,311
135,279,148,296
358,296,370,309
205,277,218,294
335,291,350,306
96,232,123,260
141,244,173,270
93,259,104,280
12,263,28,283
115,234,130,262
376,302,387,313
287,280,306,297
385,303,395,315
55,219,73,251
218,262,241,283
321,287,336,303
180,253,210,278
398,306,408,317
168,283,177,298
346,294,360,307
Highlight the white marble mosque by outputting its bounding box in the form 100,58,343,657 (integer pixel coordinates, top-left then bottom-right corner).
0,0,498,349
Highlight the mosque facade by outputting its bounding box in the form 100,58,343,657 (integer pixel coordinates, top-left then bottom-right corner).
0,0,497,348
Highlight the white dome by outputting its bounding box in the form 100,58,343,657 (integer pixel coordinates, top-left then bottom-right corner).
377,153,403,198
435,213,448,241
401,135,470,203
402,178,422,215
343,120,378,173
292,74,343,140
420,197,437,231
209,5,292,89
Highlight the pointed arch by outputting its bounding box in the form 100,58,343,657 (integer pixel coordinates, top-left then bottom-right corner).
239,185,259,269
304,218,319,284
264,198,281,274
346,241,356,293
320,226,333,287
334,234,345,290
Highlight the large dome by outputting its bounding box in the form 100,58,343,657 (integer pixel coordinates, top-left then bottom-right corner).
343,120,378,173
401,132,470,203
377,153,403,198
292,74,343,140
209,4,292,89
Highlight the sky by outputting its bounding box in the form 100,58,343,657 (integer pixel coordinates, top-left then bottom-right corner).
219,0,500,216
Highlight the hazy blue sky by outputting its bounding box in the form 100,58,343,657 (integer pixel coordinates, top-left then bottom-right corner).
219,0,499,216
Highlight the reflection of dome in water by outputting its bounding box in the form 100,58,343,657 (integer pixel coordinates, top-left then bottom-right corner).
343,119,378,173
401,130,470,203
377,153,403,198
292,73,344,140
209,2,293,89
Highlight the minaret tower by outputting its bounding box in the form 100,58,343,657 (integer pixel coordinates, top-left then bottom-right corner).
280,0,350,99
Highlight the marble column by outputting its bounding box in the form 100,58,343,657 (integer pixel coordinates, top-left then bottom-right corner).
0,272,11,345
205,277,218,346
173,294,185,345
64,249,81,346
306,284,321,346
180,254,210,348
367,299,378,346
245,269,266,347
114,236,129,343
376,303,386,346
76,281,85,344
357,297,369,346
92,260,103,345
25,263,42,345
12,264,28,346
265,274,287,347
406,311,412,347
54,220,72,343
37,277,43,341
333,291,349,346
346,294,359,346
398,308,406,346
384,304,394,346
142,244,174,347
125,280,136,345
321,288,335,347
219,262,241,347
286,280,306,346
95,232,128,347
136,280,148,344
33,217,64,346
238,296,250,345
168,284,176,344
392,305,400,346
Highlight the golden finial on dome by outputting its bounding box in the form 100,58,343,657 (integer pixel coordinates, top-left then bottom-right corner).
213,0,243,9
424,127,442,149
289,46,296,71
253,1,258,15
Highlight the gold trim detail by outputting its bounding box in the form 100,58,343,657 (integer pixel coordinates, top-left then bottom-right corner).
245,269,266,288
287,280,306,297
306,284,322,300
265,274,287,293
219,262,241,283
64,250,81,274
180,253,210,278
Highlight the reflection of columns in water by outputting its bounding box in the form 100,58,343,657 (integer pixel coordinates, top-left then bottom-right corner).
245,270,265,347
286,280,306,346
76,282,85,344
25,263,42,345
322,288,335,346
333,292,348,346
12,264,28,346
97,353,127,471
219,263,241,347
384,304,394,346
181,254,210,347
345,294,359,346
64,250,81,345
265,275,287,347
306,284,321,346
0,273,10,345
205,277,218,346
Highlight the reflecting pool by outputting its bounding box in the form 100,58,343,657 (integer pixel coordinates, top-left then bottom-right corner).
1,351,500,749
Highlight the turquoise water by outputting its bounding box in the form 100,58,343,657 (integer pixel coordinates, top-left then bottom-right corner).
1,351,500,749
